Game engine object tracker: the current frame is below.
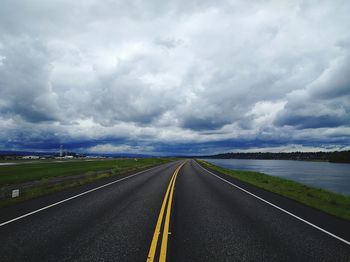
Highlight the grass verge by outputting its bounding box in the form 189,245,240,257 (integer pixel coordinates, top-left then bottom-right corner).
0,158,173,186
0,158,175,207
0,172,111,207
198,160,350,221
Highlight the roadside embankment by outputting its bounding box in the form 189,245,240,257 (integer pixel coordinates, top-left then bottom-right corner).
197,160,350,221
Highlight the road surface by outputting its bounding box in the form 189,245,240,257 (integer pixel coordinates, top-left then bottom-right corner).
0,159,349,261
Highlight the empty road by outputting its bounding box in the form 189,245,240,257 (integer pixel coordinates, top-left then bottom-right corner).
0,160,349,261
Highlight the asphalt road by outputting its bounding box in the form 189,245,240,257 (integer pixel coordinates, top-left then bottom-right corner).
0,159,349,261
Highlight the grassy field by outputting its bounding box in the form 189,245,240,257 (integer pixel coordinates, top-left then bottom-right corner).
0,158,175,207
0,158,173,186
198,160,350,221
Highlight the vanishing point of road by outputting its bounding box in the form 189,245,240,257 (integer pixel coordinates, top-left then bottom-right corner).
0,160,349,261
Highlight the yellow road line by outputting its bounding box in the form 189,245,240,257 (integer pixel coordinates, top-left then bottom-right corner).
146,163,185,262
159,164,182,261
146,166,178,261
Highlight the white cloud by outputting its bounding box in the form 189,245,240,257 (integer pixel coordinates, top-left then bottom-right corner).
87,144,154,154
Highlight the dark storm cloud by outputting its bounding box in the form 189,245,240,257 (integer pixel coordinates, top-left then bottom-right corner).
181,116,230,131
275,115,349,129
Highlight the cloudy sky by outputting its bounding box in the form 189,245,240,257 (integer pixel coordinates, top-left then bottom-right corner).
0,0,349,155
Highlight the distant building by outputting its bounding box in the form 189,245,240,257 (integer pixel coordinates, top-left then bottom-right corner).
22,155,40,160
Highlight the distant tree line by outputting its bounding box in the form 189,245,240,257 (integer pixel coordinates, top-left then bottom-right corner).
0,154,18,160
205,151,350,163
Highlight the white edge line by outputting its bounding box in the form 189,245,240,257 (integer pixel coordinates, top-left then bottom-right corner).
195,161,350,246
0,164,168,227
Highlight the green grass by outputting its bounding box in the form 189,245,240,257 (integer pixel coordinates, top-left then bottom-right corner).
198,160,350,221
0,158,173,186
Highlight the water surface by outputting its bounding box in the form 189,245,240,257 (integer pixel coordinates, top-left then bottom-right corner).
203,159,350,196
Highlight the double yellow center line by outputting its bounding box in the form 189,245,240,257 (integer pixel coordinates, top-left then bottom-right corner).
146,162,185,262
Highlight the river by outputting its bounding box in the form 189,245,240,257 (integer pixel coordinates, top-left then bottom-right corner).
202,159,350,196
